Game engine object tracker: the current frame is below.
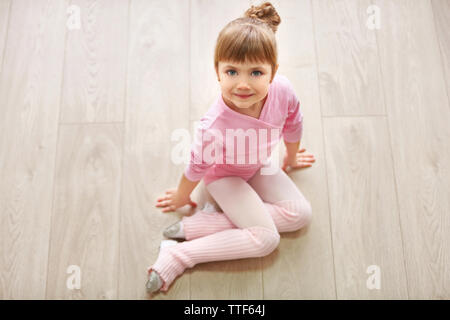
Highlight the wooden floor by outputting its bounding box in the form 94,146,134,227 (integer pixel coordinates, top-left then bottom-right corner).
0,0,449,300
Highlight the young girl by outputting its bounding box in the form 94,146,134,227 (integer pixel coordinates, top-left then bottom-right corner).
148,2,316,294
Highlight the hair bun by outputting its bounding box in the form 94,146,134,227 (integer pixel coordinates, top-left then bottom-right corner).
244,2,281,33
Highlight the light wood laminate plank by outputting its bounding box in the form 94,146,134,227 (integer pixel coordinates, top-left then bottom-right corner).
0,0,11,76
312,0,385,116
119,0,191,299
431,0,450,107
0,0,68,299
324,117,408,299
60,0,128,123
374,0,450,299
46,124,123,299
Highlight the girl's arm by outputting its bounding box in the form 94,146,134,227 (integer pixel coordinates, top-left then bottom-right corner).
155,122,213,213
284,139,300,159
179,122,216,196
280,85,315,171
281,97,303,144
176,173,201,200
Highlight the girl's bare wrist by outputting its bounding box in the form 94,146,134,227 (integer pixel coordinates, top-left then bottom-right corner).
175,190,190,203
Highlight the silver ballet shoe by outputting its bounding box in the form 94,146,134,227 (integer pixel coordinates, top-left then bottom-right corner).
146,240,178,293
163,221,184,239
162,202,218,239
146,270,162,293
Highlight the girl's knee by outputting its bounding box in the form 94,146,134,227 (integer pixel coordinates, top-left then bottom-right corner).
300,199,313,225
276,198,313,230
246,226,280,257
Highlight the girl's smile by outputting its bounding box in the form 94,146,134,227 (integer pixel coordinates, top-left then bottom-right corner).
235,93,254,99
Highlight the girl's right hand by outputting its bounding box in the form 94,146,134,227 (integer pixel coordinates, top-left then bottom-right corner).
155,188,197,213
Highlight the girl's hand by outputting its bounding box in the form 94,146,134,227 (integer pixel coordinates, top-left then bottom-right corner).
282,148,316,173
155,188,197,213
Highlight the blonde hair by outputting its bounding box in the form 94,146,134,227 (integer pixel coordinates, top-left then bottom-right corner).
214,2,281,80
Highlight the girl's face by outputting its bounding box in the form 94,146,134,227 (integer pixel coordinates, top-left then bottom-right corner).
216,60,278,111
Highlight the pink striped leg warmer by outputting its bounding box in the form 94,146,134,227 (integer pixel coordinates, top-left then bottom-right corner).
147,226,280,292
182,199,312,241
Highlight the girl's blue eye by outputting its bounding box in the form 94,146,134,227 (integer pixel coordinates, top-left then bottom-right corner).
226,70,262,76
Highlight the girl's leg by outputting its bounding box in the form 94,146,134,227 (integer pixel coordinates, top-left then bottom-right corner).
148,177,280,292
182,167,312,240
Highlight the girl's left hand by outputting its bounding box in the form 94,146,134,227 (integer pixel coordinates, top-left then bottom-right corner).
282,148,315,173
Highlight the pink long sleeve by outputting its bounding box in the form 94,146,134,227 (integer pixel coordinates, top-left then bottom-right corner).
281,88,303,143
184,119,218,182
